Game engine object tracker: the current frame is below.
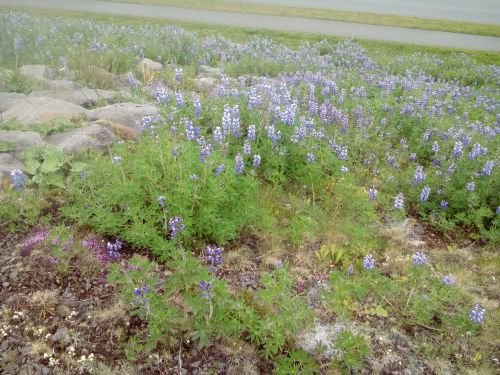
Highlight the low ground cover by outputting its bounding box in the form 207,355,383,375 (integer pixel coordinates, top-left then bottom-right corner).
0,11,499,374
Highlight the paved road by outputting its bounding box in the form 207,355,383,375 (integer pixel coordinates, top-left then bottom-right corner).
240,0,500,25
1,0,500,52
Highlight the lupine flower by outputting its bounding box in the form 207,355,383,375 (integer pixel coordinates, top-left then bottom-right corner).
112,156,122,165
469,303,486,325
409,153,417,161
440,200,448,209
235,154,244,175
175,67,183,83
152,86,168,104
215,163,225,176
337,145,348,160
442,274,455,286
247,124,256,142
432,141,439,153
199,280,212,298
347,264,354,276
412,252,426,266
340,166,349,173
307,152,315,163
127,72,137,88
175,91,185,107
466,182,475,192
362,254,375,270
420,186,431,203
413,166,425,185
243,140,252,155
133,284,151,296
168,216,185,239
194,98,202,118
481,160,494,176
106,240,122,260
469,143,481,161
189,174,199,180
496,206,500,215
10,169,27,192
368,187,377,201
452,141,463,158
156,196,167,207
394,193,405,210
253,154,261,168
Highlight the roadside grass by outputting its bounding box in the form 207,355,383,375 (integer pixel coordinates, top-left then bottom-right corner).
1,6,499,67
101,0,500,37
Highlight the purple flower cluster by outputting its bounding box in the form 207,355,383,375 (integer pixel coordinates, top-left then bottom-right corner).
368,186,377,201
168,216,185,239
442,274,456,286
469,303,486,325
420,186,431,203
362,254,376,270
235,154,244,175
394,193,405,210
10,169,27,191
412,252,427,266
198,280,212,298
413,166,425,185
106,239,123,260
206,244,223,273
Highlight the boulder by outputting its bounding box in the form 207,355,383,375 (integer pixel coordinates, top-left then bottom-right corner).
46,123,117,155
0,153,24,183
1,97,88,125
198,65,222,78
0,93,26,113
19,65,54,81
87,103,157,130
139,58,163,72
42,79,77,91
195,77,217,92
29,88,118,107
0,130,46,157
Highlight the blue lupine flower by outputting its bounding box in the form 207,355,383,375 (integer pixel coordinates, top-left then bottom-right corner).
469,303,486,325
175,91,185,107
497,206,500,215
175,67,183,83
106,239,123,260
409,153,417,161
466,182,475,192
194,98,202,118
413,166,425,185
215,163,225,176
247,124,256,142
213,126,224,145
420,186,431,203
347,264,354,276
394,193,405,210
243,140,252,155
412,252,426,266
440,200,448,209
432,141,439,154
168,216,185,239
362,254,375,270
253,154,261,168
452,141,463,158
133,284,151,296
368,187,377,201
10,169,27,192
13,35,24,50
198,280,212,298
206,245,223,273
152,86,168,104
127,72,137,88
340,166,349,173
442,274,455,286
337,145,348,160
481,160,494,176
157,196,167,207
235,154,244,175
307,152,315,163
469,143,481,161
189,174,199,180
113,156,122,165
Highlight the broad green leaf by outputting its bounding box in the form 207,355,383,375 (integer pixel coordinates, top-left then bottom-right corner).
24,158,40,175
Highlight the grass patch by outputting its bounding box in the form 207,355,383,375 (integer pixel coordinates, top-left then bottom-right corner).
101,0,500,37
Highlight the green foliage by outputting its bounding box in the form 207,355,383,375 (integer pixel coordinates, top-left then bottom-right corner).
22,145,71,189
274,350,319,374
0,189,49,233
332,331,370,372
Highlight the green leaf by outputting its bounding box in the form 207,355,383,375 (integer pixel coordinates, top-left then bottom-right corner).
44,172,65,188
40,149,64,173
24,158,40,175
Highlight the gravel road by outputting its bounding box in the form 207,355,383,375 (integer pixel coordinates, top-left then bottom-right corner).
1,0,500,52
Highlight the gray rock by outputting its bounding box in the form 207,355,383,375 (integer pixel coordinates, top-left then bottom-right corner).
198,65,222,78
87,102,157,130
42,367,50,375
195,77,217,92
139,58,163,72
29,88,118,107
19,64,54,81
42,79,77,91
52,327,71,345
46,123,117,155
0,153,24,182
1,97,88,125
0,92,26,112
0,130,47,157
